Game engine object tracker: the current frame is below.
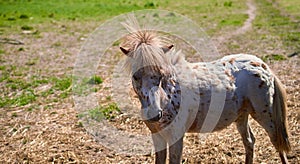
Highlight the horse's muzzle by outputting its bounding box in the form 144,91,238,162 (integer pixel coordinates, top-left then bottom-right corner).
147,110,162,122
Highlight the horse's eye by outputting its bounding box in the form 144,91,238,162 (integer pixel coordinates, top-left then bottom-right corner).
152,75,162,82
133,74,138,81
158,75,162,81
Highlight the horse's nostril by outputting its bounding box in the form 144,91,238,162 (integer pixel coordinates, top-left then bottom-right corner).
148,111,162,122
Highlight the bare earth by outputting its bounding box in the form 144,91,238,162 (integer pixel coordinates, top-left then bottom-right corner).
0,0,299,163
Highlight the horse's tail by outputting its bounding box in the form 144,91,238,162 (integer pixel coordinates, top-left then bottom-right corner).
273,76,291,152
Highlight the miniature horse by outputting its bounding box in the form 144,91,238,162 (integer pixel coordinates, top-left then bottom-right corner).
119,25,290,163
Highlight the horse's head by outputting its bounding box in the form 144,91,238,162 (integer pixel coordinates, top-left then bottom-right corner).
130,66,168,122
120,30,174,122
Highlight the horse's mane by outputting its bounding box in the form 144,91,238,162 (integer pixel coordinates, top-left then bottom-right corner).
121,15,177,75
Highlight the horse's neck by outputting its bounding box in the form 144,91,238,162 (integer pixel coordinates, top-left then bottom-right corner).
162,73,181,113
163,71,179,91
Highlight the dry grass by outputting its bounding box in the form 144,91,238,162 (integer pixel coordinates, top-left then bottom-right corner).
0,1,299,163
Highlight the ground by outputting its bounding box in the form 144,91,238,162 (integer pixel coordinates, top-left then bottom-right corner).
0,0,299,163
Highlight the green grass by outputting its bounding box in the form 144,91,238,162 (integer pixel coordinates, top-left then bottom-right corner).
20,25,33,30
218,14,248,27
11,112,17,117
0,0,157,25
0,89,36,108
78,103,121,121
276,0,300,19
52,76,72,91
262,54,287,62
0,49,5,54
87,75,103,85
159,0,248,34
72,75,104,97
254,0,300,53
0,0,248,35
0,64,75,108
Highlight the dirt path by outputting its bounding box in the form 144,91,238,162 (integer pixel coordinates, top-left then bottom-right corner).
215,0,257,45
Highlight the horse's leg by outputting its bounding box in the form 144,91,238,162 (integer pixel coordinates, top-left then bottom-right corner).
236,113,255,164
251,112,289,164
152,134,167,164
279,151,289,164
247,76,290,163
250,112,290,164
168,137,183,164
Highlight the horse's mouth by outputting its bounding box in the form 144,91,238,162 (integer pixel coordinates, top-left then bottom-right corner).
147,110,162,122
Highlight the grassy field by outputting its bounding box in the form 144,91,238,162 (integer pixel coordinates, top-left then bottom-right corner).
0,0,249,116
0,0,248,33
0,0,299,163
276,0,300,19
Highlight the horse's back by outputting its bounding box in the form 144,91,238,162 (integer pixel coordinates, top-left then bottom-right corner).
177,54,276,132
188,54,275,132
220,54,264,63
220,54,275,113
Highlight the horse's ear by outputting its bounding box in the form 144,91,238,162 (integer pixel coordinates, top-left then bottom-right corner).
162,45,174,53
120,47,130,55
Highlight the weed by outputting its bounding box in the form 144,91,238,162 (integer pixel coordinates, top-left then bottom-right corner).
40,88,54,97
22,139,28,144
103,87,110,90
52,77,72,91
101,103,121,120
262,54,287,62
11,112,17,117
144,2,156,8
88,108,105,121
77,108,105,122
34,78,49,85
27,107,33,112
224,1,233,7
59,92,69,99
13,89,36,106
1,89,37,108
25,60,36,66
48,76,72,99
0,69,74,107
18,47,25,51
48,13,55,18
19,14,29,19
77,121,84,127
52,42,62,47
6,78,31,91
78,103,121,121
112,40,121,46
272,54,287,61
0,65,6,71
12,128,17,132
7,17,16,21
106,96,112,101
21,25,33,30
218,14,248,27
44,105,54,110
50,111,57,115
285,32,300,42
72,76,94,96
87,75,103,85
